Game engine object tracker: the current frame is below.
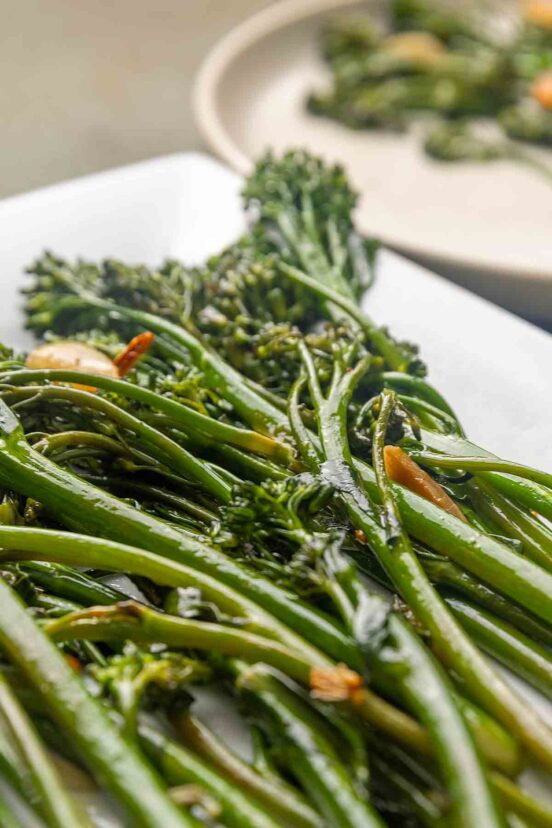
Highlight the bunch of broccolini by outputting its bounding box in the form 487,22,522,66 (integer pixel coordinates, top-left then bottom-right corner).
0,149,550,826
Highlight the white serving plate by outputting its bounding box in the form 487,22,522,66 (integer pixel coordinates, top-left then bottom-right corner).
194,0,552,320
0,152,551,819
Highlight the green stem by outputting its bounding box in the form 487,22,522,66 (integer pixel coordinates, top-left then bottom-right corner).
418,429,552,522
447,598,552,700
0,525,329,668
37,430,138,461
381,615,505,827
358,463,552,770
140,722,285,828
3,384,232,503
366,373,461,425
236,663,386,828
409,451,552,490
356,460,552,627
0,368,291,462
0,672,88,828
0,530,438,763
279,262,412,372
18,561,131,607
370,390,504,827
45,602,314,686
0,403,350,667
418,555,552,650
493,773,552,828
171,712,319,828
0,579,196,828
296,354,552,773
20,292,291,437
299,352,506,822
397,395,461,435
0,797,24,828
469,479,552,572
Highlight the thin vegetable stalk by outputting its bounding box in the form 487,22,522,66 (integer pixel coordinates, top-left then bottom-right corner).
418,429,552,522
16,561,129,608
278,260,413,372
171,712,319,828
294,346,552,773
294,351,506,826
468,478,552,572
0,798,24,828
493,773,552,828
0,579,196,828
2,383,232,503
44,601,318,686
407,450,552,492
355,458,552,627
235,662,386,828
355,543,552,698
378,615,506,827
446,598,552,700
0,526,439,762
414,553,552,650
315,519,522,780
139,722,286,828
0,368,293,464
0,399,352,667
23,279,291,436
365,371,462,425
0,672,88,828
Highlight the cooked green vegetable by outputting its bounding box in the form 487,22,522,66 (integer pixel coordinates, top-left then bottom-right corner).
308,0,552,177
0,148,550,825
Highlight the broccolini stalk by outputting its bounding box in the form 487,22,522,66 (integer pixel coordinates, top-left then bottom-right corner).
1,383,232,503
468,478,552,572
295,353,509,823
139,722,287,828
0,530,331,673
16,561,130,608
294,347,552,772
418,428,552,522
278,260,419,373
365,371,461,423
492,773,552,828
23,258,290,437
0,525,459,767
0,672,89,828
408,450,552,491
0,368,291,464
45,601,318,686
0,799,24,828
171,712,319,828
235,663,386,828
0,579,197,828
415,553,552,650
0,400,352,667
447,598,552,700
355,460,552,626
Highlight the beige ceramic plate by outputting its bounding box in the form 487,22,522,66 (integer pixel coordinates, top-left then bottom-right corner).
194,0,552,320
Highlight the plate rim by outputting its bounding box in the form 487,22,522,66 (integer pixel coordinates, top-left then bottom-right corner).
193,0,552,284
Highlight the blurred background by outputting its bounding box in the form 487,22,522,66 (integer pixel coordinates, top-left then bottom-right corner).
0,0,272,197
2,0,550,328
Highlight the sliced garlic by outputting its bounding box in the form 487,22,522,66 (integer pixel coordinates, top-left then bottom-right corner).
384,31,446,67
26,341,118,377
